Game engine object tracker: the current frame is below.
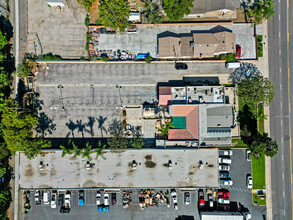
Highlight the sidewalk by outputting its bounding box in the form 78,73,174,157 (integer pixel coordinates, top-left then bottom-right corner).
255,20,272,220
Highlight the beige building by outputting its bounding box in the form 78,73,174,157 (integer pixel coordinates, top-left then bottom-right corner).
158,31,236,59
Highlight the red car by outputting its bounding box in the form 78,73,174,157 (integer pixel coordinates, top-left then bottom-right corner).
112,193,116,206
218,190,230,198
198,189,205,208
236,45,241,58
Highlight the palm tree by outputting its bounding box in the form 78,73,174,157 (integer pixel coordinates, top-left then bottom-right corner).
245,0,275,24
72,141,82,158
60,144,73,157
158,121,174,136
82,142,92,161
94,141,106,160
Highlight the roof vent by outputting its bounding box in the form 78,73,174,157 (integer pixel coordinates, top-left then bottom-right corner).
190,42,194,48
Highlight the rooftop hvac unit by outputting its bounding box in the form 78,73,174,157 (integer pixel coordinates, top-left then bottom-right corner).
190,42,194,48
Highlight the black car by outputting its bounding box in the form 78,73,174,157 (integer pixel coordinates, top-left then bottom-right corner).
58,194,64,206
60,206,70,214
175,63,188,70
112,193,117,206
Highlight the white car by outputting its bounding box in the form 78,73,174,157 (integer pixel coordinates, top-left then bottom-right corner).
220,180,233,185
184,192,190,205
219,165,230,171
104,193,110,206
171,190,178,210
247,175,253,189
218,198,230,204
219,157,232,164
208,194,214,207
246,150,252,161
51,192,57,208
222,150,233,156
96,191,101,205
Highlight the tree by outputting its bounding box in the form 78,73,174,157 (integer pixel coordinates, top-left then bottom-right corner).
24,139,51,159
77,0,95,11
130,131,145,149
158,121,174,136
144,1,165,24
94,141,107,160
249,133,278,158
60,144,73,157
15,64,31,78
237,75,274,106
0,167,6,178
229,63,261,84
145,56,153,64
162,0,194,21
72,142,82,157
107,132,128,149
82,142,92,160
245,0,275,24
98,0,130,31
0,31,8,50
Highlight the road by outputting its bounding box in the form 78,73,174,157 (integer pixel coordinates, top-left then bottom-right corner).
268,0,293,219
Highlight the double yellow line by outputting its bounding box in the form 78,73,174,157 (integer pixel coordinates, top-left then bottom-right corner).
286,0,293,217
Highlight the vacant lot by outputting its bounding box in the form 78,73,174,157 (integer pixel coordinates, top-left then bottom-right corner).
27,0,88,58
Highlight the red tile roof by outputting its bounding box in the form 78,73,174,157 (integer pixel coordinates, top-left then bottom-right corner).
168,105,199,140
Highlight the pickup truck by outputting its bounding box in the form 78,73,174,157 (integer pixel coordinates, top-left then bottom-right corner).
64,192,71,209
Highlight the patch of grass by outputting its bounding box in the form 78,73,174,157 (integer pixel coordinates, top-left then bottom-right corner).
253,193,266,206
252,154,266,189
257,35,263,58
220,53,237,62
258,103,264,135
232,138,247,147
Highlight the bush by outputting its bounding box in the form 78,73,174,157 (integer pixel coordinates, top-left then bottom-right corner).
145,56,153,64
122,120,127,128
85,41,89,51
90,56,98,60
100,56,109,62
122,110,126,117
85,14,90,27
257,35,263,57
40,54,62,60
220,53,237,62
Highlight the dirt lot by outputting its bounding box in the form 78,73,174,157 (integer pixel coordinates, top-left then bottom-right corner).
27,0,88,59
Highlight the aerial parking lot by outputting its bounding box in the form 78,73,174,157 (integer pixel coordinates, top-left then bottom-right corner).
35,62,233,138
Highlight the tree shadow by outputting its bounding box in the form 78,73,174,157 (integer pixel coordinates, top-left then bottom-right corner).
36,112,56,138
108,118,122,135
97,116,108,138
86,116,96,138
76,120,88,138
66,119,77,138
238,104,257,145
229,63,260,84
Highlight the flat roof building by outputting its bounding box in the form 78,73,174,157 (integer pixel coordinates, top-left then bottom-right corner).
18,149,219,190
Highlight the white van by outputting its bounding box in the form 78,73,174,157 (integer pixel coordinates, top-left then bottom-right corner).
225,62,243,69
43,191,50,205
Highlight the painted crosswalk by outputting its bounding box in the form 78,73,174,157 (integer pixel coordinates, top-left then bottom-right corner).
220,185,252,193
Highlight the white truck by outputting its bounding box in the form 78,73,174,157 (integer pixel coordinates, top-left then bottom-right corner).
64,192,71,209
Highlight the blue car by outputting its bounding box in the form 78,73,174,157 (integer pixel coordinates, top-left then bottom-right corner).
97,205,109,212
78,191,84,206
219,172,230,178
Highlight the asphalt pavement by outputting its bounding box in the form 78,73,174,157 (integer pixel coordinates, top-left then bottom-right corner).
268,0,293,219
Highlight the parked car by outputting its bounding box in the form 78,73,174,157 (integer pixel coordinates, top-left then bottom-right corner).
247,175,253,189
35,190,41,205
78,190,85,206
198,189,205,208
246,150,252,161
51,192,57,209
184,192,190,205
236,45,241,58
58,194,64,207
43,190,50,205
208,194,214,207
98,204,109,212
219,165,230,171
219,171,231,178
220,179,233,185
222,150,233,156
104,193,110,206
218,190,230,198
171,190,178,210
219,157,232,164
175,62,188,70
218,198,230,204
96,191,101,205
112,193,117,206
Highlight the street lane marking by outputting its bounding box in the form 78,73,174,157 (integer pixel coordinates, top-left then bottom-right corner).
280,49,282,55
283,155,285,161
282,137,284,143
279,32,281,38
283,173,285,179
280,67,282,73
281,119,283,125
281,102,283,109
284,191,286,198
279,15,281,20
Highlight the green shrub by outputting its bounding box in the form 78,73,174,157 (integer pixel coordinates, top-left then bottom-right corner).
100,56,109,62
85,41,89,51
122,110,126,117
90,56,98,60
85,14,90,27
122,120,127,128
145,56,153,64
220,53,237,62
